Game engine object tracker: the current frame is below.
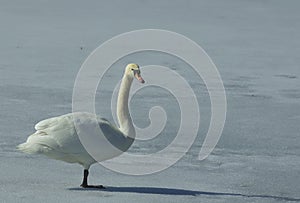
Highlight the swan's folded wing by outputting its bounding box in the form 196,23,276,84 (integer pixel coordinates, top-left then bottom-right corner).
35,116,60,131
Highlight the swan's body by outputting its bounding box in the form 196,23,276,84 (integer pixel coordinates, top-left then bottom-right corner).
18,63,144,188
18,112,133,168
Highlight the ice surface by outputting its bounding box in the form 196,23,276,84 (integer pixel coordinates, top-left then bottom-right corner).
0,0,300,202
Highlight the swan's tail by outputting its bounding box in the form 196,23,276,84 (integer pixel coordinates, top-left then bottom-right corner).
17,142,43,154
17,131,59,154
17,138,77,164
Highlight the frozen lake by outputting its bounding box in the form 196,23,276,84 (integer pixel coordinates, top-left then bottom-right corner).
0,0,300,202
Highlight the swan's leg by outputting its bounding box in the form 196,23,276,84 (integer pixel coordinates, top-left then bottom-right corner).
80,169,105,189
80,169,89,187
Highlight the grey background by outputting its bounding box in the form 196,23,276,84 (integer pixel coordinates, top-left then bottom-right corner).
0,0,299,202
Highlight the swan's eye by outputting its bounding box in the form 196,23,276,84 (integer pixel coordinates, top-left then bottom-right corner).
131,68,134,71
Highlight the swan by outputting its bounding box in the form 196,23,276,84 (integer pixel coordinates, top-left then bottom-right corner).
17,63,145,188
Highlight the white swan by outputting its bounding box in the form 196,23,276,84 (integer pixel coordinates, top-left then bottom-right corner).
17,63,145,188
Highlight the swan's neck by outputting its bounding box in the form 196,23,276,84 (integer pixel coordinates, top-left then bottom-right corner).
117,75,135,138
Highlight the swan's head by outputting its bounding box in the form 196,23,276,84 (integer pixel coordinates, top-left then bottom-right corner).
125,63,145,83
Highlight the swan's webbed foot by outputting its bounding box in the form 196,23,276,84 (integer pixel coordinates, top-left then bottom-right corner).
80,183,105,189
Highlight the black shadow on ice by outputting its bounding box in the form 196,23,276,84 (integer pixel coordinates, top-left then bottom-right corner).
69,186,300,201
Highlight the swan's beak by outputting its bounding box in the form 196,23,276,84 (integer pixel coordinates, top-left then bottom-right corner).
134,72,145,83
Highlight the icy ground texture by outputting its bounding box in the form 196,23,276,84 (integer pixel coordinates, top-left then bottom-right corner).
0,0,300,202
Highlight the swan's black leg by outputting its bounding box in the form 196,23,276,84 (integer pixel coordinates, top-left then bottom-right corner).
80,169,89,187
80,169,105,189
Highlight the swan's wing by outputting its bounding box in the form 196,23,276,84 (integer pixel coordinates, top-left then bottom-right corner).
32,113,118,153
20,113,95,164
22,113,79,152
35,116,59,131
